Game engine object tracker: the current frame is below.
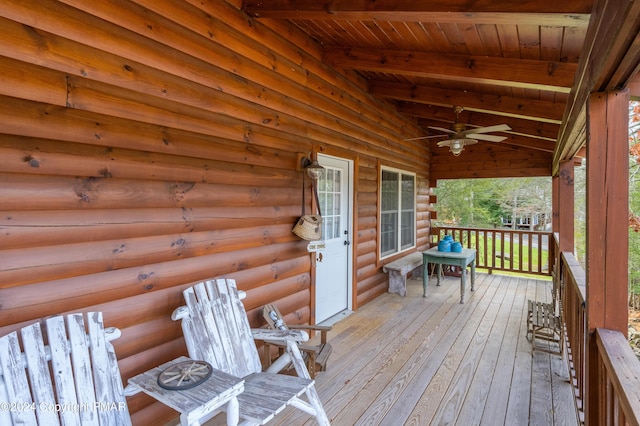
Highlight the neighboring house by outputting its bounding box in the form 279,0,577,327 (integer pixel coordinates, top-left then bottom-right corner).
501,213,546,231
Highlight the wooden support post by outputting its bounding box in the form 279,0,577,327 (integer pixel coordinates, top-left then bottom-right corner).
553,160,574,276
554,161,575,253
585,90,629,426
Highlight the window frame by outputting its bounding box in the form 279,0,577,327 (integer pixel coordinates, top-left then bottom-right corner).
379,165,417,260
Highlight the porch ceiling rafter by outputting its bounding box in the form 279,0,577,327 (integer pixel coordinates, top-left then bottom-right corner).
370,82,565,123
324,48,578,93
242,0,592,27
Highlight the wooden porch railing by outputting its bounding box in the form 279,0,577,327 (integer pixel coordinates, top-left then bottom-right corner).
593,328,640,426
433,226,553,277
558,248,640,425
559,250,587,421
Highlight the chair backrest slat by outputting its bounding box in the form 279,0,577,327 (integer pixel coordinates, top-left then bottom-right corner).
0,331,40,425
66,313,99,425
21,322,61,426
87,312,131,426
47,315,83,426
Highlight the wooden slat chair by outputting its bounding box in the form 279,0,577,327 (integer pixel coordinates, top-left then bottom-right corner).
527,266,564,355
0,312,131,426
172,278,330,425
527,300,564,355
261,304,332,379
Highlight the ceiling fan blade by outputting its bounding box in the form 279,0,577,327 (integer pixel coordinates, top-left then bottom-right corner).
404,134,448,141
428,126,456,134
460,124,511,135
466,133,508,142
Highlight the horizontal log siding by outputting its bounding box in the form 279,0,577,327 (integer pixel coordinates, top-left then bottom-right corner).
430,142,553,180
0,1,430,423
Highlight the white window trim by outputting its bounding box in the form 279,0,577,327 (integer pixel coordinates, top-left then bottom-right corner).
379,165,417,260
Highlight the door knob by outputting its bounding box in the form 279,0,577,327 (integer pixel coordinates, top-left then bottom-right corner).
344,240,351,245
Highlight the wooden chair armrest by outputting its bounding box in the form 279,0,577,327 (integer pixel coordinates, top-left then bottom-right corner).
287,325,331,344
287,324,332,332
252,328,309,343
264,340,318,354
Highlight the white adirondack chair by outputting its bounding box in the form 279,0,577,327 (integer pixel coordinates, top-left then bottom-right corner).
172,278,330,425
0,312,131,426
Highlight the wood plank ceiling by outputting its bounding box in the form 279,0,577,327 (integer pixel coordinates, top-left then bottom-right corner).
242,1,640,174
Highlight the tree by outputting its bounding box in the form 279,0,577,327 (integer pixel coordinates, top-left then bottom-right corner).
434,177,551,230
628,101,640,301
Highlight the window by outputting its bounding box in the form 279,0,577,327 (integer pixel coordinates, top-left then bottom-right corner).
380,167,416,258
318,167,341,240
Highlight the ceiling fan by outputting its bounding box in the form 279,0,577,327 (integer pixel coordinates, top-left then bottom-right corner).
408,106,511,156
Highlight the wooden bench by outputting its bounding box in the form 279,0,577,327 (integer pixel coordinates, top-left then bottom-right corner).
383,252,424,296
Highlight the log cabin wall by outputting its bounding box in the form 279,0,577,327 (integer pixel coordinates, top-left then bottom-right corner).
430,142,553,181
0,0,430,422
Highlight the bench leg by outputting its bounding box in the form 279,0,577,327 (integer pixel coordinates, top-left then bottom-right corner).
388,271,407,296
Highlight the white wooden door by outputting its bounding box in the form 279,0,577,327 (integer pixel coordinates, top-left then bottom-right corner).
314,155,352,324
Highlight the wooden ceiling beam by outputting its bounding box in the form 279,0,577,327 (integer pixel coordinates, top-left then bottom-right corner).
490,136,556,152
553,0,640,174
370,81,565,123
399,103,560,141
324,48,577,93
596,2,640,91
242,0,592,26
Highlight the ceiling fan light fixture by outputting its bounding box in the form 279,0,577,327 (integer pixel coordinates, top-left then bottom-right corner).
440,137,477,156
450,139,464,156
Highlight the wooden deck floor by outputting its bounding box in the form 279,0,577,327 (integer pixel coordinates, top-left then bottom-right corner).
209,273,579,426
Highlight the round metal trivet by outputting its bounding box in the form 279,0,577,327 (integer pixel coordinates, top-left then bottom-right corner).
157,360,212,390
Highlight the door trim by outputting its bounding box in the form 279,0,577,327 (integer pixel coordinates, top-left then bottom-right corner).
315,153,354,322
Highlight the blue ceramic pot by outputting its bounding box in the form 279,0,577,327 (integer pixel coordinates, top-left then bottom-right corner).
438,240,451,252
451,242,463,252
